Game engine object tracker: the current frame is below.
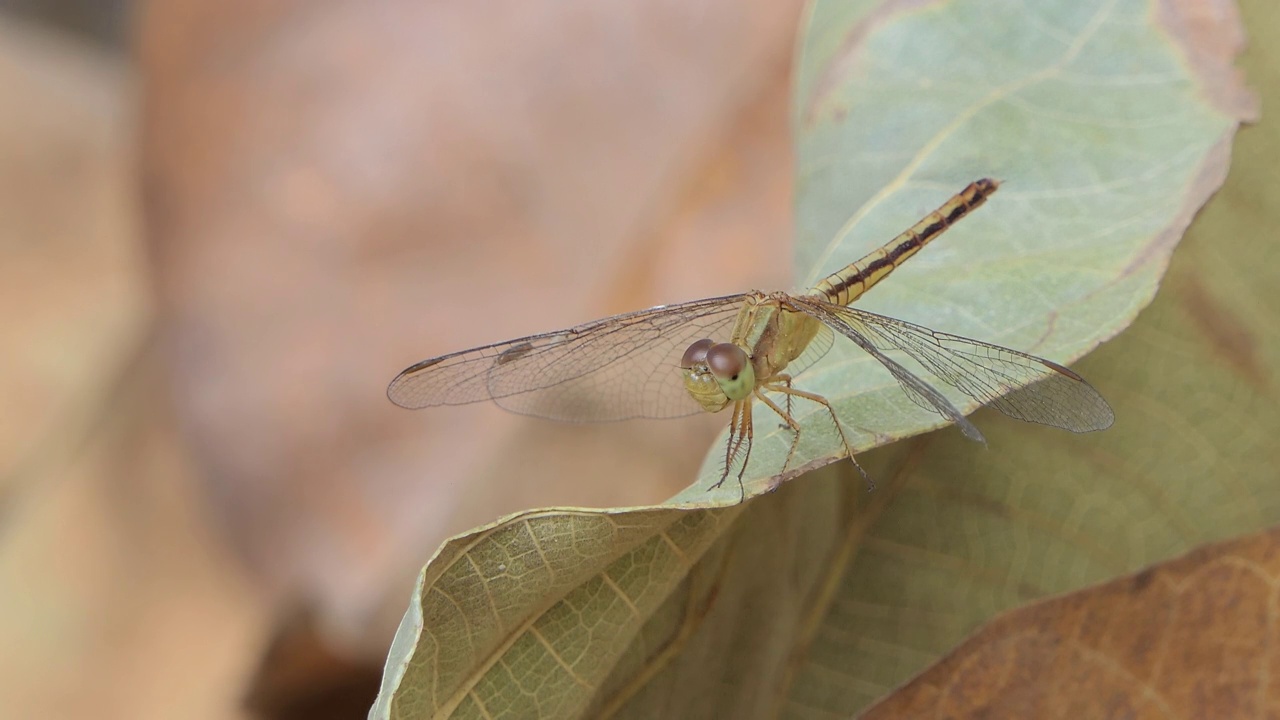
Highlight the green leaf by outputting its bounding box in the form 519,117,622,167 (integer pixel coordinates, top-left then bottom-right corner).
371,0,1260,717
686,0,1253,500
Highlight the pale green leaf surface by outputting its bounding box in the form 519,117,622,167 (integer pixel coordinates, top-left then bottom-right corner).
686,0,1250,500
373,0,1262,717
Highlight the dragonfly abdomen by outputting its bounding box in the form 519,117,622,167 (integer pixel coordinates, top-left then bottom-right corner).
810,178,1000,306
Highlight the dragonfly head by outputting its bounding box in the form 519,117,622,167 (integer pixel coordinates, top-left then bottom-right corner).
680,339,755,412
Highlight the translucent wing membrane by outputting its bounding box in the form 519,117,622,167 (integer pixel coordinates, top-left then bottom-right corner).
793,297,1115,433
789,299,984,441
387,294,748,421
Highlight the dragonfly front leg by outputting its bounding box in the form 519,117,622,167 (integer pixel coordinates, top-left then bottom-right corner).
716,402,743,489
713,400,754,503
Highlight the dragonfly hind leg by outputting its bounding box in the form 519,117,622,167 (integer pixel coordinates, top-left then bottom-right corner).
760,381,876,491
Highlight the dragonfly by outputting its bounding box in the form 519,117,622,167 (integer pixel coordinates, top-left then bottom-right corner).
388,179,1114,498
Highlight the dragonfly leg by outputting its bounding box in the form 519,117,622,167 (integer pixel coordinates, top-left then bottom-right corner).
762,383,876,491
716,403,742,489
734,401,752,503
753,388,803,475
714,400,754,502
771,373,796,429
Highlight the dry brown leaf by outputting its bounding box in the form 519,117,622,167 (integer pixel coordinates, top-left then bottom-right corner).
863,525,1280,719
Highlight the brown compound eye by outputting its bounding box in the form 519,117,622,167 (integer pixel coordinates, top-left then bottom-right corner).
705,343,748,381
680,338,716,369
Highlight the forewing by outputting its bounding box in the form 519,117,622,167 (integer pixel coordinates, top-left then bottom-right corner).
797,298,1115,432
387,294,748,421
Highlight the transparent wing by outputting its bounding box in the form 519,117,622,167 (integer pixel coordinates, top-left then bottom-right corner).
791,297,1115,433
387,294,748,421
788,298,984,441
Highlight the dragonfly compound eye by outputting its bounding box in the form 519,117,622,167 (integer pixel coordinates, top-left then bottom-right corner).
680,338,716,369
706,343,755,402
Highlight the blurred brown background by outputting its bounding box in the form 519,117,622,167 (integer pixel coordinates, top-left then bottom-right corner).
0,0,807,717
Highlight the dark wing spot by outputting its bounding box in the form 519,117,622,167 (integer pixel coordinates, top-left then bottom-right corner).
496,342,535,365
402,356,447,374
1040,358,1084,382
